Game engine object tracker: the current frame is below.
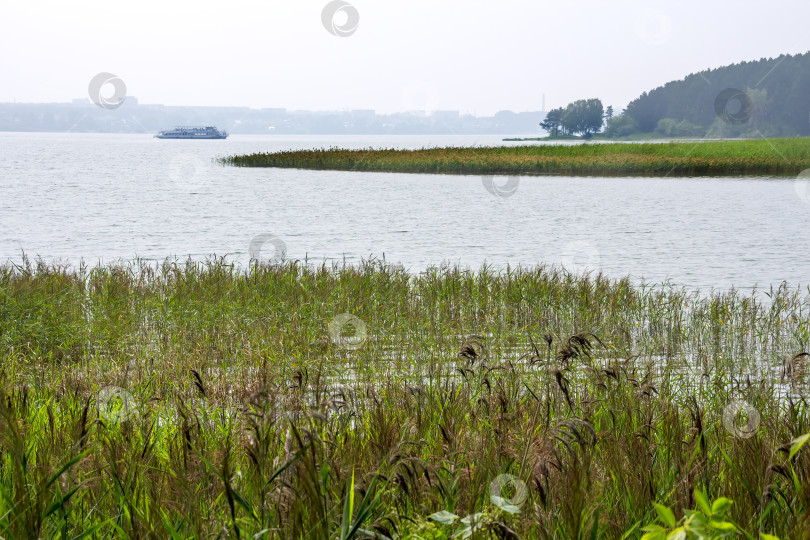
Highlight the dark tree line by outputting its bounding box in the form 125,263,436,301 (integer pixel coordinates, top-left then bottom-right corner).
615,51,810,137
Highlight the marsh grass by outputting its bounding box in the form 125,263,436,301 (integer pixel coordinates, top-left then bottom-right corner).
1,256,809,538
221,138,810,177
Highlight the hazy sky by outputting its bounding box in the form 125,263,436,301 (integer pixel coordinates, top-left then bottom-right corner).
0,0,807,115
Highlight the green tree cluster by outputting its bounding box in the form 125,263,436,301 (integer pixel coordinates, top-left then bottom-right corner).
540,98,604,138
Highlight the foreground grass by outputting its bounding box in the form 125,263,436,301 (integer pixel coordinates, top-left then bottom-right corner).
222,138,810,177
1,257,810,538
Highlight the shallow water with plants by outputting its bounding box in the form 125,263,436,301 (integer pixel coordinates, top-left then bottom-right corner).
5,133,810,291
1,257,809,538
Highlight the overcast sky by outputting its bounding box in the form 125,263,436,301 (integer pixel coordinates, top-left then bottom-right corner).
0,0,807,115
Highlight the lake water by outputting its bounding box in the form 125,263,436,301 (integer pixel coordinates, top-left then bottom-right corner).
1,132,808,292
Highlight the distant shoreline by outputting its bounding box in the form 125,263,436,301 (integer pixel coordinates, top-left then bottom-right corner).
222,137,810,177
503,136,753,143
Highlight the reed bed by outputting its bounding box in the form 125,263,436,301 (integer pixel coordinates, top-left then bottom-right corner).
221,138,810,177
1,256,809,538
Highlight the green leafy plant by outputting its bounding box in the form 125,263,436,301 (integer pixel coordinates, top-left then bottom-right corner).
641,489,779,540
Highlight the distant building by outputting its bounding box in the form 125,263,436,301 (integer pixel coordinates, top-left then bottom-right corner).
0,101,546,136
72,96,138,107
261,107,286,117
351,109,375,120
433,110,460,121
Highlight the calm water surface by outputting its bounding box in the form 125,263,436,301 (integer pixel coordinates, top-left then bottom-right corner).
1,132,808,292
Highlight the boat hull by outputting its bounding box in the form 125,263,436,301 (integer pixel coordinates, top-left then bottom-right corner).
155,126,229,139
155,134,228,139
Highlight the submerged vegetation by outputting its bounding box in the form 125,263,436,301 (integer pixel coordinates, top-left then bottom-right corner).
1,256,810,538
222,138,810,177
